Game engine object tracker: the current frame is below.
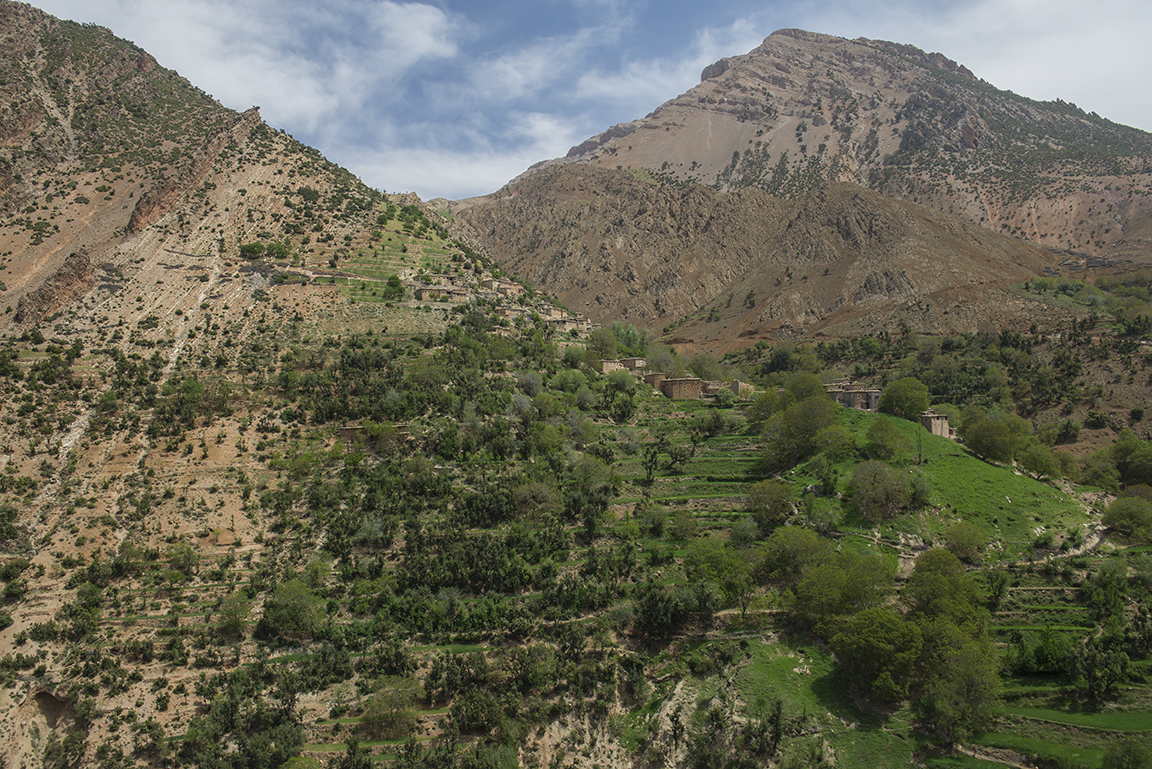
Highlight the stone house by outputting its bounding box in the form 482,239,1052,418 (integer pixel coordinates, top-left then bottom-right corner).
826,380,881,410
920,409,956,439
661,377,703,400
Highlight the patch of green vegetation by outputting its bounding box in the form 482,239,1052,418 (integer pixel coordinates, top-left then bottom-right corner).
1001,705,1152,732
973,732,1105,768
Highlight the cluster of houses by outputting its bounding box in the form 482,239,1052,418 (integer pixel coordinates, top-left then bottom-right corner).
410,274,525,303
599,356,757,401
496,303,593,334
824,379,956,439
396,270,954,436
404,271,595,334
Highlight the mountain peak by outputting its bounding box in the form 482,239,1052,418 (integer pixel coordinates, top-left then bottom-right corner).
526,27,1152,266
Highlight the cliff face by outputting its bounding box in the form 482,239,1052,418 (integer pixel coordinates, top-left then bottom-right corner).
0,2,385,337
520,28,1152,264
456,165,1061,349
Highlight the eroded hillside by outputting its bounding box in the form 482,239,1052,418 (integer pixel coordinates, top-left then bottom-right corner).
524,28,1152,265
456,165,1069,348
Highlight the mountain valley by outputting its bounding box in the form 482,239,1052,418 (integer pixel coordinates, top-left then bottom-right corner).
0,3,1149,769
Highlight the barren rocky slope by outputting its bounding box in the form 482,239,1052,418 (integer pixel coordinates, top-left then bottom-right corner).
0,1,390,342
520,28,1152,265
456,165,1066,349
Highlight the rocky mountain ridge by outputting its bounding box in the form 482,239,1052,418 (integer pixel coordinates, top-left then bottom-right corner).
516,28,1152,265
455,164,1068,350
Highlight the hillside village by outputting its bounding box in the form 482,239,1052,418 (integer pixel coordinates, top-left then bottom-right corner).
0,5,1152,769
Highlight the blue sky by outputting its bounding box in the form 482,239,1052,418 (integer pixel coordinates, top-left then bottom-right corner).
28,0,1152,200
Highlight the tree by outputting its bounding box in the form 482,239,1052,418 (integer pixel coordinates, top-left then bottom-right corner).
944,521,986,564
1081,450,1121,493
166,541,199,577
1126,443,1152,487
361,677,421,739
634,581,682,641
683,538,757,618
1070,638,1130,699
847,460,909,522
687,353,725,382
866,417,909,459
761,395,837,470
218,591,250,638
783,371,824,402
757,526,834,585
1103,736,1152,769
1018,443,1060,481
258,580,323,640
383,274,404,300
333,737,372,769
265,241,290,260
808,453,840,496
913,631,1001,744
986,569,1010,610
904,549,983,628
964,418,1019,463
1104,496,1152,542
587,328,617,360
831,608,922,702
746,479,795,530
239,242,266,259
879,377,929,420
813,424,856,460
791,550,893,631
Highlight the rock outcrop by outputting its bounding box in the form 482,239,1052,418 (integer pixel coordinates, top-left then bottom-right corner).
455,165,1058,349
523,28,1152,264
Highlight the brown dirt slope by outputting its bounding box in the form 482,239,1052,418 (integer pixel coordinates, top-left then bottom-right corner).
455,165,1062,348
522,28,1152,267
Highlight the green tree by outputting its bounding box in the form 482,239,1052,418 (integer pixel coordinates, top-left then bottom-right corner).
239,242,266,259
1103,735,1152,769
587,328,618,360
761,395,837,470
1127,443,1152,487
1070,638,1130,699
913,631,1001,745
879,377,929,420
964,418,1019,463
259,579,323,640
813,424,856,460
218,591,250,638
757,526,834,586
687,353,725,382
904,549,983,628
790,550,893,632
1018,443,1060,481
683,538,757,618
784,371,825,402
831,608,922,702
333,737,373,769
746,479,795,530
847,460,909,522
166,541,199,577
361,677,421,739
265,241,290,260
944,521,986,564
866,417,909,459
1104,496,1152,542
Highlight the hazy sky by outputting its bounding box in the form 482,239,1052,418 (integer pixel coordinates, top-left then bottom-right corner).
27,0,1152,200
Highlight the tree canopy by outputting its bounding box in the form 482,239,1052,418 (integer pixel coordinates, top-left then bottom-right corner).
879,377,929,420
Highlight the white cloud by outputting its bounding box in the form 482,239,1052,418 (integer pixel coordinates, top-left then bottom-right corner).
570,18,776,120
23,0,1152,201
329,108,589,199
30,0,461,127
